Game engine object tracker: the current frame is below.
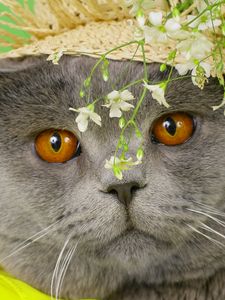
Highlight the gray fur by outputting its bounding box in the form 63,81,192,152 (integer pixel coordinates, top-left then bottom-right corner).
0,55,225,300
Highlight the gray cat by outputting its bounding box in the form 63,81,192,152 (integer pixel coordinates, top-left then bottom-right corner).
0,55,225,300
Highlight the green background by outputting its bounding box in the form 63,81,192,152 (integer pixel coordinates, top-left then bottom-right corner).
0,0,35,53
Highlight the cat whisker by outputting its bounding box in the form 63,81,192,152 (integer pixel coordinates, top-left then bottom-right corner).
199,222,225,241
191,201,225,217
51,235,72,300
187,224,225,248
51,234,80,300
55,246,75,300
186,208,225,227
0,219,63,264
57,243,78,300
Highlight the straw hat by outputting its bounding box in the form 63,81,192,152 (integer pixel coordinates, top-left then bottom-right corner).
1,0,223,70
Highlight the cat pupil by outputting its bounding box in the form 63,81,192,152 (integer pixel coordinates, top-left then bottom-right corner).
50,132,61,152
164,117,176,136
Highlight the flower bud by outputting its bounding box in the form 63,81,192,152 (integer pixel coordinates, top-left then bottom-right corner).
119,135,126,145
160,63,167,72
119,117,126,128
168,50,177,61
113,165,123,180
79,89,85,98
87,103,95,111
159,81,167,91
102,69,109,82
136,147,144,161
172,8,180,19
123,143,129,152
84,77,91,88
136,9,145,27
193,58,199,65
101,59,110,82
135,128,143,138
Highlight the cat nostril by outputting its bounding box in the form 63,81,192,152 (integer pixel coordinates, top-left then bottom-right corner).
107,182,141,207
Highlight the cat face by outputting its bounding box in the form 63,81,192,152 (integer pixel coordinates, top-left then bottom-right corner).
0,56,225,299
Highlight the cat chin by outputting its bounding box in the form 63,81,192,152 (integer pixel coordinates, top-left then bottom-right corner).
94,228,175,269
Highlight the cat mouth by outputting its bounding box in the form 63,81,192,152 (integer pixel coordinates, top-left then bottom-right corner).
94,225,174,265
104,225,173,249
121,216,168,244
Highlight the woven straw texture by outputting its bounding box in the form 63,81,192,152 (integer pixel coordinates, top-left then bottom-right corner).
0,0,224,68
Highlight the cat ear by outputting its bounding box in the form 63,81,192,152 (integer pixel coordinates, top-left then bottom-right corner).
0,56,42,73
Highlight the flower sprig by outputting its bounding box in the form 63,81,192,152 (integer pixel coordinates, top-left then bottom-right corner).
66,0,225,180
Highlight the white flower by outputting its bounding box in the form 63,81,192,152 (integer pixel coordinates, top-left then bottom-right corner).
175,60,211,75
191,62,211,88
175,59,211,89
105,156,142,180
165,18,181,32
175,33,212,88
176,32,213,61
144,11,181,43
137,14,146,27
175,61,195,76
144,26,167,43
143,82,169,108
187,13,221,31
47,49,64,65
69,105,101,132
102,90,135,118
149,11,162,26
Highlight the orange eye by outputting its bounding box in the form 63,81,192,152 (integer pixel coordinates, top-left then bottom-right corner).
35,129,79,163
152,112,195,146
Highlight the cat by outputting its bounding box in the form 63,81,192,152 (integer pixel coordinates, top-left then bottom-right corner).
0,55,225,300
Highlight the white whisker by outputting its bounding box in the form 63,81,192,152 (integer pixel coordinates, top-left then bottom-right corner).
51,223,89,299
0,219,62,264
51,235,72,300
187,224,225,248
187,208,225,227
192,201,225,217
56,244,78,300
199,222,225,240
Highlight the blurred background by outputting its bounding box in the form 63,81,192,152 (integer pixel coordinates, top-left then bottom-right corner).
0,0,34,53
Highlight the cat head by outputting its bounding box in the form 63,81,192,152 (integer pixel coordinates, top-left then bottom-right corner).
0,55,224,298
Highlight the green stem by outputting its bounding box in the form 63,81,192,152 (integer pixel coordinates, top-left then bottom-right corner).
90,78,144,107
113,87,147,164
165,50,177,86
185,1,224,27
165,75,192,82
83,40,139,103
131,87,147,121
89,40,139,80
121,79,143,91
140,41,148,81
113,120,132,164
111,42,140,91
113,41,148,164
166,65,174,84
129,41,148,121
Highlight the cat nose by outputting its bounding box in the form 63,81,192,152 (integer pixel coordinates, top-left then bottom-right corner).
107,182,141,207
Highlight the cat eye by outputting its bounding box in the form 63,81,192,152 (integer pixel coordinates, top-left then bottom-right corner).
35,129,80,163
151,112,195,146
